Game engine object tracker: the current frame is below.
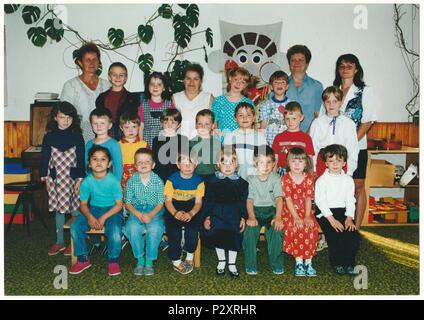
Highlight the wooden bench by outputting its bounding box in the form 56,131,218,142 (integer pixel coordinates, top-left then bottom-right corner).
63,219,201,267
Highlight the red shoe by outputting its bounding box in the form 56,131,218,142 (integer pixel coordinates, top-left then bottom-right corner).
69,260,92,275
108,262,121,276
63,244,72,256
48,243,65,256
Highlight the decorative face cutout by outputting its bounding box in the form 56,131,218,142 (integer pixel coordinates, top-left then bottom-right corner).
208,20,289,104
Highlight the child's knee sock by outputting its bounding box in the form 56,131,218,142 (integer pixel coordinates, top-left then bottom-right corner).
145,259,153,267
55,212,65,245
215,248,226,269
228,250,238,272
295,257,303,264
305,258,312,266
137,256,145,266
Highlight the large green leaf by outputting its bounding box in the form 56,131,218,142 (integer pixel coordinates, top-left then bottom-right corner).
4,4,20,14
138,53,154,73
108,28,125,48
22,5,41,24
27,27,47,47
205,27,213,47
185,4,199,28
169,59,190,93
178,4,189,9
173,14,191,48
137,24,153,44
45,18,64,42
158,4,172,19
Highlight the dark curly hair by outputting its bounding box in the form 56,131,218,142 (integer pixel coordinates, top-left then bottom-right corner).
46,101,82,134
75,42,101,69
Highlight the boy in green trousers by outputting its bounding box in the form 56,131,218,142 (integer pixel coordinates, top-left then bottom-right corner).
243,146,284,275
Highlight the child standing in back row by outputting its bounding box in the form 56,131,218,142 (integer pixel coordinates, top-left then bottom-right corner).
282,147,319,276
42,102,85,256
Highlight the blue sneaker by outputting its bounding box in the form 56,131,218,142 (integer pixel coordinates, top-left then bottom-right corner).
272,268,284,275
295,263,306,276
304,263,317,277
134,265,144,276
245,268,258,275
144,266,154,276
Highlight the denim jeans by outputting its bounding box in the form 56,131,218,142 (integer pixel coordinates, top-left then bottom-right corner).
70,206,124,260
124,204,165,261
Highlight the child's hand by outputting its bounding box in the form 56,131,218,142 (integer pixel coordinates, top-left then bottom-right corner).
174,211,184,220
204,217,211,230
271,217,284,232
293,216,304,229
97,215,106,229
239,218,246,233
141,213,152,224
88,216,101,230
304,216,315,228
246,217,258,227
344,217,357,231
327,216,344,232
182,212,192,222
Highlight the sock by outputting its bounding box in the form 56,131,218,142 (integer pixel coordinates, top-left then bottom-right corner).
228,250,238,273
55,212,65,245
186,252,194,262
77,255,87,263
305,259,312,266
173,259,182,267
295,257,303,264
145,259,153,267
137,256,145,266
215,248,226,269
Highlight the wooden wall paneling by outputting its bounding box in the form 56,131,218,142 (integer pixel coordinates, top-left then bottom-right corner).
4,121,30,158
368,122,419,147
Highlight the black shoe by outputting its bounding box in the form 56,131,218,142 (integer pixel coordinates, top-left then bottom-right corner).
228,263,239,278
334,265,346,275
345,266,358,276
216,260,226,276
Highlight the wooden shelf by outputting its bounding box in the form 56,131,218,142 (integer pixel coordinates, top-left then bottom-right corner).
370,183,419,188
368,146,419,154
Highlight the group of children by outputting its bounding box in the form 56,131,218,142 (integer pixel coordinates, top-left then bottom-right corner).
41,65,361,278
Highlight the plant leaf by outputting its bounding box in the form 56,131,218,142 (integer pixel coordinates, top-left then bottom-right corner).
138,24,154,44
173,14,191,48
205,27,213,47
108,28,125,48
185,4,199,28
169,59,191,93
178,4,189,9
158,4,173,19
22,5,41,24
138,53,154,73
4,4,20,14
45,18,64,42
27,27,47,47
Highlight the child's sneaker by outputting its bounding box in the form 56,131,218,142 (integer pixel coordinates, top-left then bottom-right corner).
272,268,284,275
173,262,193,275
304,263,317,277
295,263,306,276
334,265,346,275
69,259,92,275
48,243,65,256
63,244,72,256
108,262,121,276
144,266,154,276
133,265,144,276
316,237,328,252
159,239,169,251
345,266,358,276
245,268,258,275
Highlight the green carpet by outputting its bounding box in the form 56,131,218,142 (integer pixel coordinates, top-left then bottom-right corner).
4,216,419,296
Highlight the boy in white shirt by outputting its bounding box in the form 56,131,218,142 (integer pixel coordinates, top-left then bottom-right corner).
315,144,360,276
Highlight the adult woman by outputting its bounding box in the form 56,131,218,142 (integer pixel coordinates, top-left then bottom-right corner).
286,45,323,133
61,42,110,142
172,63,213,140
332,53,378,229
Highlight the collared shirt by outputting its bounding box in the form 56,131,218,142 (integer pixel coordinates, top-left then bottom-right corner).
286,73,323,132
247,172,283,207
124,172,164,208
315,169,356,218
309,114,359,176
258,94,290,146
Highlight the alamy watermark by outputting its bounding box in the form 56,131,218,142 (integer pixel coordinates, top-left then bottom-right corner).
353,5,368,30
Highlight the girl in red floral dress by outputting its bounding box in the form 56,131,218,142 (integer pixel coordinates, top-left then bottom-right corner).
282,147,319,276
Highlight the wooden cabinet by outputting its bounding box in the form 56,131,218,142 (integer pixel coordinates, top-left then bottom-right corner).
363,147,419,226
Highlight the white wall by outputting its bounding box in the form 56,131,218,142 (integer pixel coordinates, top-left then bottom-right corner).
4,3,419,121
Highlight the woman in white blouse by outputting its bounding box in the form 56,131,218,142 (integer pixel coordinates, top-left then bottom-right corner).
61,42,110,142
332,54,378,229
172,63,213,140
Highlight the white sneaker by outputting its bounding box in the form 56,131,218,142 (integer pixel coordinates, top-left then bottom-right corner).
316,238,328,252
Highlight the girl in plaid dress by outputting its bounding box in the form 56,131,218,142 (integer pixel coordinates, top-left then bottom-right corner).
282,147,319,276
41,102,85,256
138,72,174,147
